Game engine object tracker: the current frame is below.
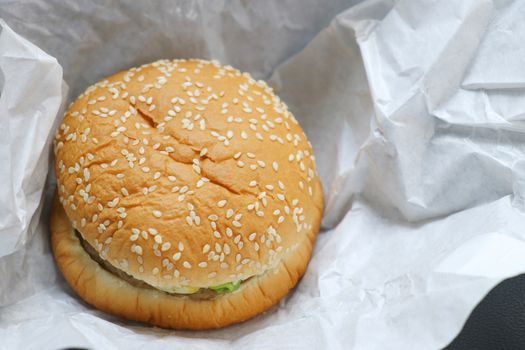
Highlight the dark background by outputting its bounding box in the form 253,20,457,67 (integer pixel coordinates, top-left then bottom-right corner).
446,274,525,349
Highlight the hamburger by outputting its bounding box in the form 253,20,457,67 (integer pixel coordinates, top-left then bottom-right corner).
50,59,323,329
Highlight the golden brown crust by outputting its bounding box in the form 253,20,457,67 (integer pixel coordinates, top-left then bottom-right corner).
51,194,319,329
53,59,323,291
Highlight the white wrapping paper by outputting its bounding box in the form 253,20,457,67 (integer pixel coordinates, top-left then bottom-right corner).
3,0,525,349
0,20,64,258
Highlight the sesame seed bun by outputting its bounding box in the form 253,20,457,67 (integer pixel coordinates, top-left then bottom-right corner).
51,59,323,329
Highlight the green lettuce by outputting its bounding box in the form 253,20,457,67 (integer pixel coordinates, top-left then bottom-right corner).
209,280,241,293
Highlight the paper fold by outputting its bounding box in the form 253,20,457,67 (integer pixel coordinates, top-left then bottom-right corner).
0,20,64,258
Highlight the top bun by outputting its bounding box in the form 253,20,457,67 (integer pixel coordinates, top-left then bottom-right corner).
53,59,323,292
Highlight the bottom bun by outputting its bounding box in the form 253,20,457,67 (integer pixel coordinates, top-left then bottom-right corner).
50,194,318,329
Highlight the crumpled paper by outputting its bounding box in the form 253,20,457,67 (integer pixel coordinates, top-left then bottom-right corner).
0,20,64,258
3,0,525,349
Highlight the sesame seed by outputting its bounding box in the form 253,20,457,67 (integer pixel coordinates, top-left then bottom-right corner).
249,233,257,241
153,210,162,218
198,262,208,268
183,261,192,269
226,227,233,237
202,244,211,254
249,180,257,187
178,242,184,251
135,246,143,255
173,252,181,261
162,242,171,251
217,200,227,207
193,164,201,174
154,235,162,244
